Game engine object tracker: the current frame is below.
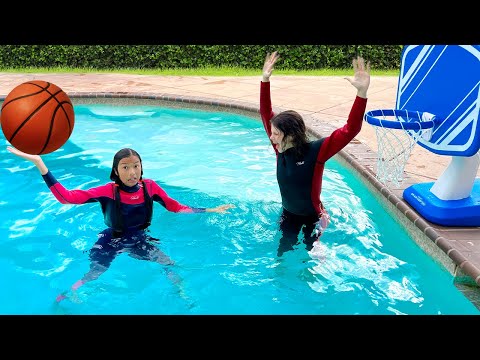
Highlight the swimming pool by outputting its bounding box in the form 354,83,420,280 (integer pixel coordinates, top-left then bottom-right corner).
1,103,478,315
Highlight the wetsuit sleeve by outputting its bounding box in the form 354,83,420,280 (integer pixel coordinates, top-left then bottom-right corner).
260,81,278,154
42,170,112,204
147,180,206,213
317,96,367,162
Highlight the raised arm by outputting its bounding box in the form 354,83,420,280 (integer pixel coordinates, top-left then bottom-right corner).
262,51,280,83
344,56,370,99
260,51,280,144
317,56,371,162
7,146,111,205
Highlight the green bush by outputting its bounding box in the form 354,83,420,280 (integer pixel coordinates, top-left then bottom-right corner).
0,45,403,70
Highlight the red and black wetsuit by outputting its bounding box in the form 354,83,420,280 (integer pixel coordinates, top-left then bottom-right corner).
260,81,367,255
42,171,206,267
43,170,206,230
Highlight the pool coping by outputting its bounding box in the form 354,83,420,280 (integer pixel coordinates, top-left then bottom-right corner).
67,91,480,289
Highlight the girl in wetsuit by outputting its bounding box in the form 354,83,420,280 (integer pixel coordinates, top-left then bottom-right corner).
260,52,370,256
7,146,234,302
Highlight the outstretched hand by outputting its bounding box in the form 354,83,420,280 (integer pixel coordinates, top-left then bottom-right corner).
208,204,235,214
7,146,48,175
262,51,280,82
344,56,371,98
6,146,41,163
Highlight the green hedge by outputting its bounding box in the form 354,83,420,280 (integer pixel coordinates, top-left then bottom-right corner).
0,45,403,70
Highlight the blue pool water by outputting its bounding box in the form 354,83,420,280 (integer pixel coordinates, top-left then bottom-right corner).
0,103,478,315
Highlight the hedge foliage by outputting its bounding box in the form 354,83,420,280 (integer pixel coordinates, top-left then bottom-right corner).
0,45,404,70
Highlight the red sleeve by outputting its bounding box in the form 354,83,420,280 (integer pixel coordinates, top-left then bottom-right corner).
317,96,367,162
42,169,113,204
49,182,113,204
146,179,205,213
260,81,278,154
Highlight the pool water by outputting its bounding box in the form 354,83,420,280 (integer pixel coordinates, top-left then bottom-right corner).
0,104,478,315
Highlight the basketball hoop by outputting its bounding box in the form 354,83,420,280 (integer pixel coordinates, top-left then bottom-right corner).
364,109,437,187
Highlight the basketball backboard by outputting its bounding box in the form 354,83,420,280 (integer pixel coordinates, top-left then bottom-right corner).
396,45,480,156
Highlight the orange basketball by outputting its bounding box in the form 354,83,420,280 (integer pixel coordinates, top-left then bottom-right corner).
0,80,75,155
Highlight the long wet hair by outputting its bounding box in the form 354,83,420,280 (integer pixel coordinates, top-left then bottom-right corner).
109,148,152,232
270,110,310,158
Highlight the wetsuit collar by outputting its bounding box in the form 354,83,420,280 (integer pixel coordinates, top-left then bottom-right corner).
118,182,141,193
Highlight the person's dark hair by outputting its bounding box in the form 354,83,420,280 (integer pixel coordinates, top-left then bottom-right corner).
109,148,144,184
109,148,152,233
270,110,309,158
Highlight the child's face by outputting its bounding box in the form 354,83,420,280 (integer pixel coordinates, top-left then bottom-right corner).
116,155,142,186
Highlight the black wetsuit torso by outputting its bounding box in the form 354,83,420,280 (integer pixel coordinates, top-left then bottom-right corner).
276,139,325,216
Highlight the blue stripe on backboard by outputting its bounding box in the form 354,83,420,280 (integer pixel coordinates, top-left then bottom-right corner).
396,45,480,156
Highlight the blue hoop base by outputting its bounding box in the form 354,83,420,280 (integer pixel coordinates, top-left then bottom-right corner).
403,179,480,226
